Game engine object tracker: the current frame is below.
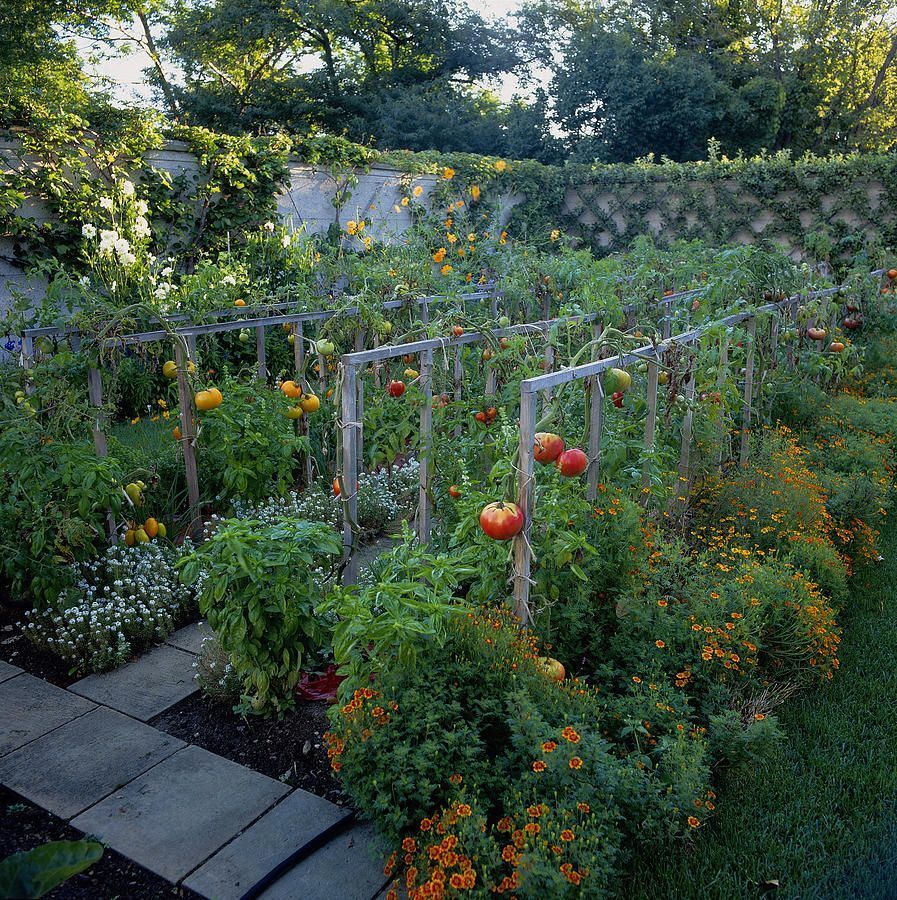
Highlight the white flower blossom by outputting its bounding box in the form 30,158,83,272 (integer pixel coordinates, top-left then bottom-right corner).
99,197,114,211
82,223,97,239
120,180,135,197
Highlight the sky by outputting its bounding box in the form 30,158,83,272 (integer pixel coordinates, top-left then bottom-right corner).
81,0,528,109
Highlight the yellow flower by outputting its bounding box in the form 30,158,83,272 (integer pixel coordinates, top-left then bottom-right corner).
401,197,410,206
440,264,453,275
494,159,507,172
346,220,358,236
432,248,446,263
393,205,401,213
413,185,423,197
363,236,372,250
446,232,457,244
467,232,476,242
442,167,455,180
550,229,560,241
471,185,481,200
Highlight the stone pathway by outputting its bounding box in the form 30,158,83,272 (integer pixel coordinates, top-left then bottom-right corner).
0,623,389,899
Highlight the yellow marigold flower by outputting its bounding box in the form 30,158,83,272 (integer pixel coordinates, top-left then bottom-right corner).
467,232,476,242
550,229,560,241
494,159,507,172
401,197,409,206
442,167,455,180
346,220,358,235
440,264,453,275
413,185,423,197
432,248,446,263
470,185,481,200
446,232,457,244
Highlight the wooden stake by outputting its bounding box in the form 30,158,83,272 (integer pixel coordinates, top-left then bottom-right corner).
174,342,202,539
739,317,757,466
674,354,697,512
340,362,359,584
255,326,266,382
512,390,537,624
641,356,659,503
586,321,603,501
418,348,433,543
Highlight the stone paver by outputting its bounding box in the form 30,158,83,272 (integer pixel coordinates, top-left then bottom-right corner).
166,621,213,655
185,789,350,899
0,673,95,757
0,706,185,819
69,643,197,721
258,823,388,900
0,660,22,684
71,744,289,883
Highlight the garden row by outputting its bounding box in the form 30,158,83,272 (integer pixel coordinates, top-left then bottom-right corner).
3,176,897,895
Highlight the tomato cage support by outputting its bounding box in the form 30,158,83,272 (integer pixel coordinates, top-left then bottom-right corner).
46,287,502,540
508,278,873,625
337,312,602,583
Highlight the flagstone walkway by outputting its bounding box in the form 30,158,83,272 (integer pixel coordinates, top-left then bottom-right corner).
0,623,389,899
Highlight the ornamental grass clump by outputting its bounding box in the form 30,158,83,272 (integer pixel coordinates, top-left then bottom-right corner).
24,542,198,674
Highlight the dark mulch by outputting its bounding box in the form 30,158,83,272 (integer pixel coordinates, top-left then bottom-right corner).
151,694,347,804
0,603,77,688
0,786,197,899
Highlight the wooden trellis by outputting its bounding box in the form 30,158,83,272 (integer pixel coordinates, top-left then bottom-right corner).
338,312,603,582
509,276,881,625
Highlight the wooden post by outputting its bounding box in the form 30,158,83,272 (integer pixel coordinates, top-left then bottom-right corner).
453,345,463,438
641,355,659,503
787,300,798,369
418,347,433,543
355,329,366,470
739,317,757,466
717,332,730,467
88,367,116,540
293,321,314,486
174,341,202,539
512,390,537,625
586,321,603,501
662,305,671,341
674,354,697,512
255,326,266,382
340,362,359,584
187,334,197,359
21,334,34,395
541,324,554,411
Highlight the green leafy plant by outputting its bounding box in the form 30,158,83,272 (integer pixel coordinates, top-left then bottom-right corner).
178,516,341,714
0,840,103,899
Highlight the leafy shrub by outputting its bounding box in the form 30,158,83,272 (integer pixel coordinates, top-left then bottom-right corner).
179,517,341,714
196,377,309,503
0,421,124,609
23,542,198,674
328,608,715,898
0,840,103,899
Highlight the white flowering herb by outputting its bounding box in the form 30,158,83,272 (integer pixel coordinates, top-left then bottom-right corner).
24,542,203,675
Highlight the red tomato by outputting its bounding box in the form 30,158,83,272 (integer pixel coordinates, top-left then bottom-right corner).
807,327,827,341
452,325,464,336
449,485,461,499
388,380,406,398
611,391,624,409
479,502,524,540
475,411,487,423
486,407,497,421
556,448,588,477
534,432,564,464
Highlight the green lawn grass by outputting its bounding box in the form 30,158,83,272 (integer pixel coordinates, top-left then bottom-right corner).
624,520,897,899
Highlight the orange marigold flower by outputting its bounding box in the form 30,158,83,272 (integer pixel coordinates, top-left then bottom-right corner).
420,818,432,831
402,837,416,852
532,760,547,772
655,640,666,649
577,802,590,813
561,727,580,743
541,741,557,753
501,844,517,862
688,816,701,828
449,773,463,785
456,804,472,817
569,757,583,770
524,822,540,835
560,829,575,842
497,817,513,833
527,805,542,817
